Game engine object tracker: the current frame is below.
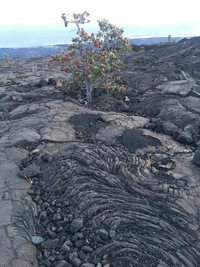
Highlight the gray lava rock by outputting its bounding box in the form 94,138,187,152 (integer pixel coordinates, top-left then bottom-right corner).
157,80,193,96
176,131,193,144
46,207,54,215
70,218,84,233
40,151,53,162
19,162,41,178
55,261,73,267
41,202,50,210
35,78,48,87
55,260,72,267
109,230,116,238
69,252,82,267
41,238,59,249
31,235,44,245
184,124,198,136
162,121,178,136
75,240,84,248
116,100,129,111
81,245,93,253
53,213,62,221
42,259,52,266
64,240,73,247
61,242,71,253
192,147,200,166
47,228,57,238
81,263,95,267
98,229,109,241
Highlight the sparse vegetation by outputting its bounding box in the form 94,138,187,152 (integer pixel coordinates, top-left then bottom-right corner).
50,11,131,103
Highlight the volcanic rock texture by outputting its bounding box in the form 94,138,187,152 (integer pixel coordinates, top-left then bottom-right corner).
1,37,200,267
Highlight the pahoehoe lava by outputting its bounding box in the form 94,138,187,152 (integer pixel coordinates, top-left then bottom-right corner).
30,143,200,267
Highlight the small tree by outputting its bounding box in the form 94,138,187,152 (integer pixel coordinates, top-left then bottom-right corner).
51,11,131,103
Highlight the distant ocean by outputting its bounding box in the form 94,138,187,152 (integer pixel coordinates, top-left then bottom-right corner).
0,23,199,48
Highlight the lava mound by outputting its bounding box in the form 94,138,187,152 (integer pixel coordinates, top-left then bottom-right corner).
29,143,200,267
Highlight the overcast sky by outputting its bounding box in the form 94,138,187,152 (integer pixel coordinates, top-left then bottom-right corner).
1,0,200,27
0,0,200,44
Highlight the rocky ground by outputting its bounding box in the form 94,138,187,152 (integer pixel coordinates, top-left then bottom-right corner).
0,37,200,267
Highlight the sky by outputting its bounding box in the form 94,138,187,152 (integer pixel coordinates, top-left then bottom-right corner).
0,0,200,47
1,0,200,27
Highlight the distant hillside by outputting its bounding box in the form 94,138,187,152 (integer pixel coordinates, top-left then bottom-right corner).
130,36,183,45
0,46,64,59
0,37,185,59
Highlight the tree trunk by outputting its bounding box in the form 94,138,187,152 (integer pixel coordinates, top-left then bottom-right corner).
85,79,93,103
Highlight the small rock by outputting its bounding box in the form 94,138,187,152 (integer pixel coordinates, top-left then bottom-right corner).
42,259,51,266
61,242,71,253
69,252,82,267
109,230,116,238
31,235,44,245
176,131,193,144
51,199,57,206
81,245,93,253
35,78,48,87
193,134,200,144
47,228,57,238
78,251,87,261
98,229,109,241
41,202,50,210
71,235,79,242
116,100,129,111
19,162,41,178
81,263,95,267
75,240,84,248
46,207,54,215
192,147,200,166
70,218,84,233
41,239,59,249
57,226,63,232
57,235,66,247
40,151,53,162
55,260,73,267
53,213,62,221
64,240,73,247
75,232,84,239
48,78,57,85
184,124,198,136
162,121,178,136
68,214,73,221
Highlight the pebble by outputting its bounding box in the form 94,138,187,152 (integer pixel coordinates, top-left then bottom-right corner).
98,229,109,241
81,263,95,267
55,260,73,267
81,245,93,253
31,235,44,245
41,238,59,249
176,131,193,144
69,252,82,267
75,240,84,248
53,213,62,221
70,218,84,233
61,242,71,253
40,151,53,162
19,162,41,178
109,230,116,238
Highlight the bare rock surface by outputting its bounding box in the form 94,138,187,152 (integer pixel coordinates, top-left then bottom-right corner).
0,37,200,267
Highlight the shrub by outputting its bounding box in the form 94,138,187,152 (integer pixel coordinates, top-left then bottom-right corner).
51,11,131,103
